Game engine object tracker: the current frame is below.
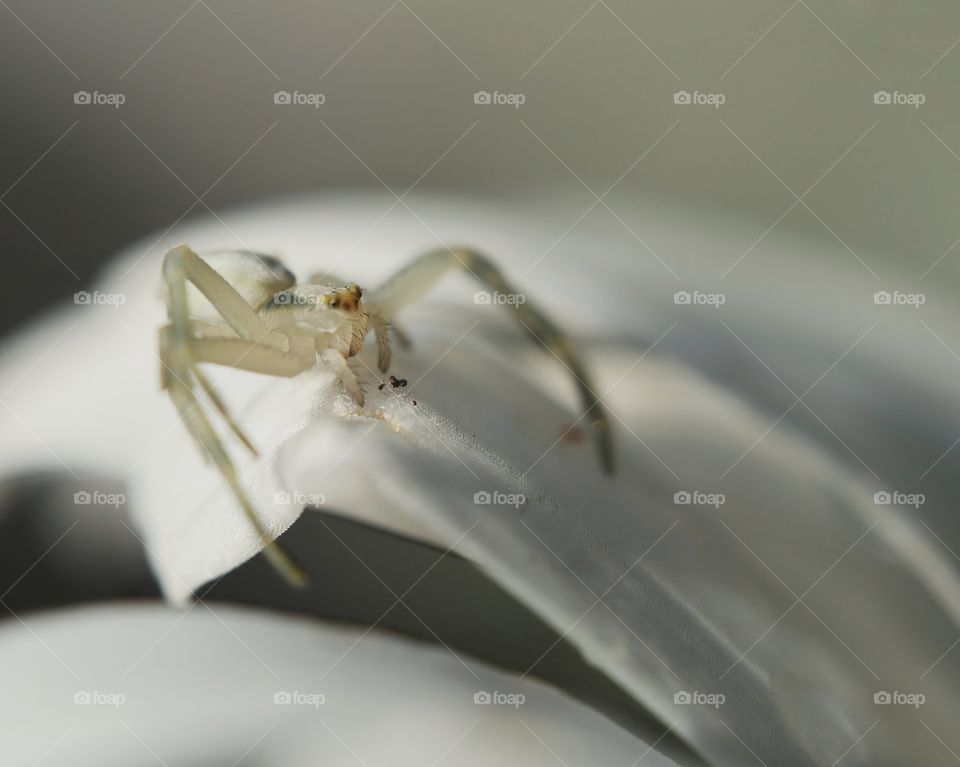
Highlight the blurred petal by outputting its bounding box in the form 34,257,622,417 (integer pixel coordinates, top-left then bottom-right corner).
0,604,667,766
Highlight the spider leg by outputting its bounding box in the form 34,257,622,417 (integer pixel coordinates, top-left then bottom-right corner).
192,366,259,457
173,329,317,452
315,348,365,406
160,323,320,454
160,246,311,588
368,311,392,373
369,248,614,473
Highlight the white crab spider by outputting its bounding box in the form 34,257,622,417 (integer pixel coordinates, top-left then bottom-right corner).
159,245,613,587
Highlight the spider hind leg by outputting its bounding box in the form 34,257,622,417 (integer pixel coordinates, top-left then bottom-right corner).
370,247,614,473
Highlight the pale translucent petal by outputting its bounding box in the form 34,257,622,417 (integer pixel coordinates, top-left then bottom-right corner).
0,604,669,766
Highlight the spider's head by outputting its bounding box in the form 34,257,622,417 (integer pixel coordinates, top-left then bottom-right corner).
322,283,363,314
264,282,365,332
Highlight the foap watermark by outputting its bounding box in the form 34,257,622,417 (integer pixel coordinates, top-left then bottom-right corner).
474,690,525,708
274,690,325,707
474,490,526,508
674,490,725,509
474,290,526,307
274,491,326,506
674,290,725,308
271,291,323,307
274,90,326,108
674,90,725,108
874,490,924,509
874,91,925,109
874,290,925,307
674,690,725,708
474,90,526,108
74,90,125,108
74,490,126,508
74,290,126,307
874,690,925,708
74,690,126,708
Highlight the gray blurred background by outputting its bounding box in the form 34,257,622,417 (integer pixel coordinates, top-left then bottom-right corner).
3,0,960,335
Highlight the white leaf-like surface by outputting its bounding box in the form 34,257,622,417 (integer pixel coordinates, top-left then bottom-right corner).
2,193,960,765
0,604,668,766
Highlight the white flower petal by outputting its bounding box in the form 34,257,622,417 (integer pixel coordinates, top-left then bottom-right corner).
0,604,670,766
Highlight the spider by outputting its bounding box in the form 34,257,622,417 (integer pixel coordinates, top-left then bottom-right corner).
159,245,614,587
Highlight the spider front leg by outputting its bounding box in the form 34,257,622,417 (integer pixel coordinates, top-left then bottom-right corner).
160,246,313,587
369,248,615,473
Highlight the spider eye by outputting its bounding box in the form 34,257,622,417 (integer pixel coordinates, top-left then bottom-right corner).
330,298,340,308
